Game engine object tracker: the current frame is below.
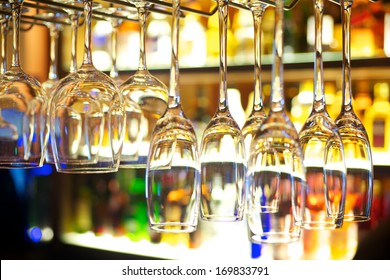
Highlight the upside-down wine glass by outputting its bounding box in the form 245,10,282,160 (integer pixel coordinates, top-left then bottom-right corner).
94,5,138,86
44,0,82,164
0,2,10,75
246,0,306,243
199,0,246,222
241,1,268,161
95,5,143,166
33,12,66,164
0,0,48,168
299,0,346,230
0,2,13,140
334,0,373,222
50,0,125,173
120,0,168,168
37,13,65,95
146,0,200,233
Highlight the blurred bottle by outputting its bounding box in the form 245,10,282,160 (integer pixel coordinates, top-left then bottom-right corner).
324,81,338,120
353,80,372,122
301,229,330,260
179,3,207,67
364,82,390,154
206,11,237,64
27,165,55,243
358,179,384,240
329,222,359,260
232,8,253,64
147,13,171,67
116,169,150,242
227,88,246,129
192,87,211,142
384,0,390,56
290,80,313,132
74,179,93,233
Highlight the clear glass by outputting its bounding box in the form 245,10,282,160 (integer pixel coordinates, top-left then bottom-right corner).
44,3,81,166
299,0,346,230
95,5,143,167
334,0,373,222
241,2,268,161
36,13,65,95
146,0,200,233
120,0,168,168
246,0,306,243
0,2,10,75
33,13,66,164
0,0,48,168
50,0,125,173
199,0,246,222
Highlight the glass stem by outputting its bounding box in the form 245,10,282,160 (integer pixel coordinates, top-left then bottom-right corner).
82,0,93,66
137,4,148,72
217,0,229,112
110,20,119,79
0,18,8,74
341,0,354,112
69,13,79,73
48,25,60,80
251,4,267,112
313,0,325,113
10,0,22,69
168,0,181,108
270,0,285,113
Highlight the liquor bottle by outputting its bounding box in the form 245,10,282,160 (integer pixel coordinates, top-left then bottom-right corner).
364,82,390,155
232,8,253,64
179,3,207,67
227,88,246,129
206,11,237,65
192,87,211,143
290,80,313,131
353,80,372,123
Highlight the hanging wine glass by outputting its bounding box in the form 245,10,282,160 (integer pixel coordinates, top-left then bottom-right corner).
0,0,48,168
241,1,268,166
94,5,143,166
299,0,346,230
146,0,200,233
42,1,82,165
32,12,67,164
120,0,168,168
0,2,16,142
334,0,373,222
35,13,66,95
199,0,246,222
0,2,10,75
246,0,306,243
94,5,138,86
50,0,125,173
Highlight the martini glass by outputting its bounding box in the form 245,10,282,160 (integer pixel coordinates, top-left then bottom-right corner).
199,0,246,222
50,0,125,173
299,0,347,230
246,0,306,244
146,0,200,233
120,0,168,168
334,0,373,222
0,0,48,168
